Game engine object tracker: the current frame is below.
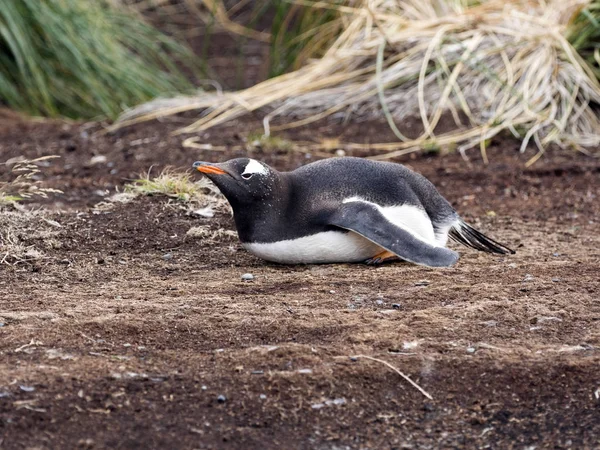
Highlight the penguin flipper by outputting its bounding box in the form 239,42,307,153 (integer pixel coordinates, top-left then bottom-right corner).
328,202,459,268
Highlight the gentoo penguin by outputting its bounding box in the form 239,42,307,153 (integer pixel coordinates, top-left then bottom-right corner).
192,157,514,267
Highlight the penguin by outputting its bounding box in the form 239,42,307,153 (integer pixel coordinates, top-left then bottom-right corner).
192,157,514,267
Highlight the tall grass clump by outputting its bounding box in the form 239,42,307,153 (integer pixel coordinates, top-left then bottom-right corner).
129,0,345,78
0,0,203,119
266,0,346,77
116,0,600,165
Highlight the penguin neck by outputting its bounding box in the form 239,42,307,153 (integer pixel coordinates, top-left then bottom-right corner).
232,174,292,243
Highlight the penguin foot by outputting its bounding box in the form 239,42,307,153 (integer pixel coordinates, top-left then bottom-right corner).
365,250,398,265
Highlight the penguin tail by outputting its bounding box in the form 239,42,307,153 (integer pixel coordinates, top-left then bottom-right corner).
449,219,515,255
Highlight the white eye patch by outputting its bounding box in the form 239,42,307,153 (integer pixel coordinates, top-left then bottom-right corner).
242,159,268,177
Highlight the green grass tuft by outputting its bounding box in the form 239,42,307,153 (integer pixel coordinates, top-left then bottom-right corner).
266,1,344,77
568,2,600,79
125,169,217,204
0,0,203,119
247,132,295,152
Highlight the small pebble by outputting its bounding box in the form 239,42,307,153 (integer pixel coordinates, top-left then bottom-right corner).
0,322,5,328
123,343,131,348
259,394,267,400
217,395,227,403
553,252,560,257
349,356,358,362
89,155,107,165
375,299,384,305
241,273,254,282
523,274,534,282
201,385,208,391
335,149,346,157
192,207,214,218
162,253,173,261
251,370,264,375
466,347,477,354
415,280,430,286
392,303,401,309
552,278,561,282
19,385,35,392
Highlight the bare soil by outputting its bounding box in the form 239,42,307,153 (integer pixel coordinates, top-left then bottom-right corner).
1,112,599,449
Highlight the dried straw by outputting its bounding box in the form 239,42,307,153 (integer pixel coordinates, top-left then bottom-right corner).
113,0,600,164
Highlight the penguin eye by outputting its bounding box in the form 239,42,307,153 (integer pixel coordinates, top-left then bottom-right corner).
241,173,253,180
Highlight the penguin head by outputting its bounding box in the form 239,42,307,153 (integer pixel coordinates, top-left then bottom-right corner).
193,158,278,206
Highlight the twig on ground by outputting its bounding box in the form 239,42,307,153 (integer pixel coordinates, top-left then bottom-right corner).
351,354,433,400
14,339,43,353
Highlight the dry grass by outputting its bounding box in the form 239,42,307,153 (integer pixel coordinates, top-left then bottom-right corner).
125,168,219,202
185,225,238,241
119,167,229,215
114,0,600,165
0,156,62,205
0,156,63,265
0,208,63,265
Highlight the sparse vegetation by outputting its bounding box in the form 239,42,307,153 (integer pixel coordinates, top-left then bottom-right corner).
186,225,237,242
247,132,295,152
0,156,63,264
124,168,221,205
120,168,232,219
0,208,62,265
0,156,62,205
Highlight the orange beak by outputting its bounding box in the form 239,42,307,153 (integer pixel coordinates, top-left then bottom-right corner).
196,165,227,175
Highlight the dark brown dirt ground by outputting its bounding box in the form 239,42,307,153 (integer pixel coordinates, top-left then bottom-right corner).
1,112,599,449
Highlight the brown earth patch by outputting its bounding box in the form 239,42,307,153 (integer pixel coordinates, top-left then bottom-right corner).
1,114,599,449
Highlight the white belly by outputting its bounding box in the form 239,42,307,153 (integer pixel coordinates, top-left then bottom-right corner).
243,231,382,264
